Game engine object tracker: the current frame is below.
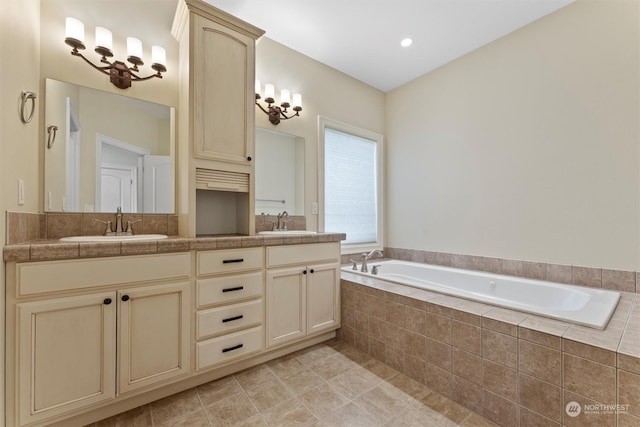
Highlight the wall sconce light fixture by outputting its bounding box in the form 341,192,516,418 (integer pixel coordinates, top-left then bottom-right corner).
64,17,167,89
255,81,302,125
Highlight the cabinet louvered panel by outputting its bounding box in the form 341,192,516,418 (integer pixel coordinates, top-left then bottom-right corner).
195,168,249,192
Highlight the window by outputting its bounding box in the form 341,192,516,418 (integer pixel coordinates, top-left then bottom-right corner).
319,117,383,254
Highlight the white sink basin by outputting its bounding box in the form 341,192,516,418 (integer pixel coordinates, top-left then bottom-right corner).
258,230,317,236
59,234,168,243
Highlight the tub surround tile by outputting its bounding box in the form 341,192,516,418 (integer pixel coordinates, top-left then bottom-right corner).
481,390,517,427
404,306,426,335
425,363,453,398
546,263,573,284
602,269,636,293
482,360,517,401
563,339,617,366
618,353,640,374
572,265,603,288
518,340,561,385
452,347,483,385
453,376,483,414
482,308,528,336
518,316,570,347
498,258,523,277
522,261,547,280
519,406,561,427
518,373,562,423
562,390,617,427
452,320,481,355
426,313,452,344
426,338,452,371
482,329,518,369
618,370,640,417
563,353,616,404
618,413,640,427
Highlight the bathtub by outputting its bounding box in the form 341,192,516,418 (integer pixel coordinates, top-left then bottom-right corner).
341,260,620,330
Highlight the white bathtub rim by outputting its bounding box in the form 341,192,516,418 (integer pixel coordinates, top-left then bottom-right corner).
341,260,620,330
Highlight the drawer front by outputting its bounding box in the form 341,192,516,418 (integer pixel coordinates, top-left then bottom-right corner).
197,248,263,276
17,253,191,296
196,326,263,370
197,272,263,307
266,243,340,268
197,300,263,339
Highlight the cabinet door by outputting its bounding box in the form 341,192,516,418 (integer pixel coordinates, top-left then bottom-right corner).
118,282,190,394
17,293,116,425
307,263,341,335
266,267,306,347
192,14,255,165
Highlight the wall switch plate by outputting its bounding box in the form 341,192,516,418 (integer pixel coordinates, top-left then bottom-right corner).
18,179,25,205
312,202,318,215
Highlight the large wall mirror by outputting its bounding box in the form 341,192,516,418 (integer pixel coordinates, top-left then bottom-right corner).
44,78,175,213
255,128,305,215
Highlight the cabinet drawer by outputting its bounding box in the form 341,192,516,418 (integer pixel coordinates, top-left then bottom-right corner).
197,272,263,307
197,300,262,339
266,243,339,268
196,326,263,370
17,253,191,296
197,248,263,276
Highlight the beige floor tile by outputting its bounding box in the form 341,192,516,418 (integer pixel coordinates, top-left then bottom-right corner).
244,378,295,412
153,408,210,427
196,374,243,407
268,356,306,378
328,367,383,399
308,354,354,379
234,364,277,389
150,389,202,426
280,368,326,394
261,398,318,426
382,372,432,401
335,345,375,365
360,358,401,382
460,413,500,427
319,402,383,427
384,407,442,426
204,392,259,426
412,392,472,426
353,385,411,424
296,344,341,366
300,383,351,418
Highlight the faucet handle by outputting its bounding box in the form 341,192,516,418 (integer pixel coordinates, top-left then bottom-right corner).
94,219,113,235
348,259,358,270
125,219,142,235
371,265,381,275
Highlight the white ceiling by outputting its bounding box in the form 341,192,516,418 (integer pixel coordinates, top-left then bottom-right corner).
203,0,574,92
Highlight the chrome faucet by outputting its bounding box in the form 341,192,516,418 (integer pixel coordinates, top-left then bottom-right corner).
114,207,124,235
360,249,383,273
272,211,290,231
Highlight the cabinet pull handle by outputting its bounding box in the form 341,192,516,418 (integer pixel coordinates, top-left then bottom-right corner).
223,258,244,264
121,295,130,302
222,314,244,323
103,298,112,305
222,343,243,353
222,286,244,293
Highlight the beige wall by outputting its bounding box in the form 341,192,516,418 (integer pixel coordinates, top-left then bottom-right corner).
386,0,640,271
255,38,386,231
0,0,41,422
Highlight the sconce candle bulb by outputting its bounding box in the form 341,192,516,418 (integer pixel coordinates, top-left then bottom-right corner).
63,17,167,89
255,81,302,125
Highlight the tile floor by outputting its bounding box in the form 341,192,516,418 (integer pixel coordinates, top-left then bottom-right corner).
89,339,498,427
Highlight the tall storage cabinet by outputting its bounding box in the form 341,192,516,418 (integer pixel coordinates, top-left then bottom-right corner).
172,0,265,237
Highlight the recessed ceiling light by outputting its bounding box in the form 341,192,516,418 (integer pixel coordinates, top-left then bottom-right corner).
400,38,413,47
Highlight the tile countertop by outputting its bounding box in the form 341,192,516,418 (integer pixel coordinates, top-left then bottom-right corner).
3,233,347,262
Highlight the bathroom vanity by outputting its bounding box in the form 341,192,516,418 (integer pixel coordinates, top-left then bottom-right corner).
4,236,344,427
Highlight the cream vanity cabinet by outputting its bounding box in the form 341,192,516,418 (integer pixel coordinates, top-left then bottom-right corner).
172,0,265,237
266,243,341,348
6,253,191,427
195,247,265,370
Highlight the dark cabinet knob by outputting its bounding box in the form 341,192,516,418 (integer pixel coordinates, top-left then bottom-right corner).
121,295,130,302
103,298,112,305
310,269,315,274
247,156,252,161
303,270,307,275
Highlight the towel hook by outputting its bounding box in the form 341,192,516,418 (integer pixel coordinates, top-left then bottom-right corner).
20,91,37,124
47,125,58,149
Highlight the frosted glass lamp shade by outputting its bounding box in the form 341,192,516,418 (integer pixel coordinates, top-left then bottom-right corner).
126,37,143,66
280,89,290,107
264,84,275,102
95,27,113,57
151,45,166,72
292,93,302,110
65,17,86,50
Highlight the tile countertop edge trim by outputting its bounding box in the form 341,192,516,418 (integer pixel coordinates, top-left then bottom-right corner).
2,233,347,262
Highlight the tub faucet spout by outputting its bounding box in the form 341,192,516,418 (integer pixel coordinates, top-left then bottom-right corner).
360,249,383,273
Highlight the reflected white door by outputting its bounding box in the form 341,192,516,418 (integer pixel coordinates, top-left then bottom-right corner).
101,166,136,212
143,155,172,213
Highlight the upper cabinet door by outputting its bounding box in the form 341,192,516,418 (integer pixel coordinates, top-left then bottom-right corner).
192,14,255,165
